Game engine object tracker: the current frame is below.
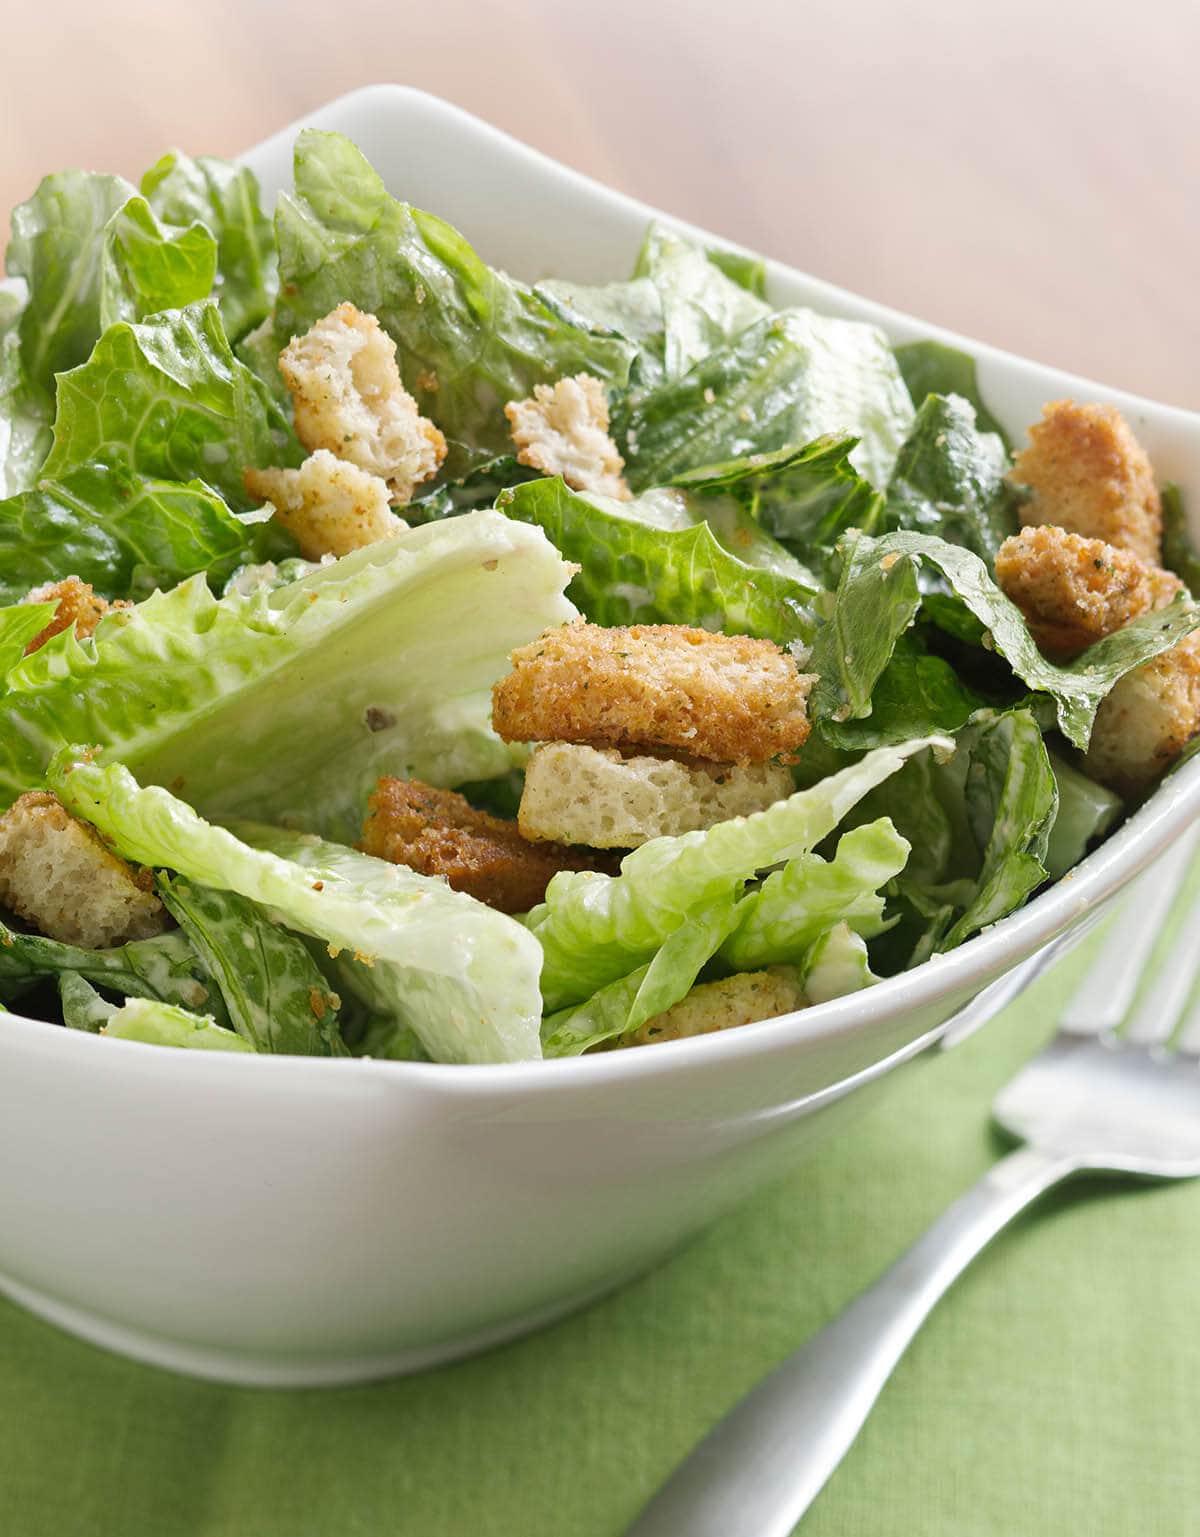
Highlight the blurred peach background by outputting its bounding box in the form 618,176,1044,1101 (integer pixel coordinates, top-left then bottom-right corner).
3,0,1196,407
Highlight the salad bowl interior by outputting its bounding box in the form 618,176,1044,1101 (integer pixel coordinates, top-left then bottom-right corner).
1,85,1199,1384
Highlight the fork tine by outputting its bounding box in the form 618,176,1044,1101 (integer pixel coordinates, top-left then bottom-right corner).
1057,825,1200,1038
1122,883,1200,1047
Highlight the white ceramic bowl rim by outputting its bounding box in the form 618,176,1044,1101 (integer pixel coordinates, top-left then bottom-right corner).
6,86,1200,1091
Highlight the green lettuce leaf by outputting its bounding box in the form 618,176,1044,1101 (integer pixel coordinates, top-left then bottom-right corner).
884,393,1019,567
534,277,665,386
719,819,910,971
157,875,342,1054
0,318,54,497
0,914,220,1019
141,151,276,339
817,633,987,749
58,973,117,1032
0,464,261,605
540,896,740,1057
892,339,1008,442
104,995,253,1052
1044,752,1122,881
810,529,1200,749
801,922,880,1003
1162,484,1200,598
0,510,575,840
98,196,217,328
527,736,947,1011
43,301,299,509
632,223,769,379
0,599,57,676
254,130,635,474
618,309,915,490
498,473,817,645
52,757,545,1064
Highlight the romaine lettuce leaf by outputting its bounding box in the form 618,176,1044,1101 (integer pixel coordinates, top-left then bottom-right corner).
801,922,879,1003
541,895,740,1057
527,736,947,1011
0,464,262,606
884,393,1019,567
141,151,276,339
58,973,117,1032
617,308,915,490
817,633,987,749
0,318,53,497
719,819,910,971
0,599,56,677
810,529,1200,749
157,875,343,1054
254,130,635,474
104,996,253,1052
1044,752,1121,881
632,223,769,379
892,339,1008,442
498,473,817,645
51,757,545,1064
534,277,665,386
1162,484,1200,598
43,301,299,509
0,913,220,1019
0,510,576,840
98,196,217,328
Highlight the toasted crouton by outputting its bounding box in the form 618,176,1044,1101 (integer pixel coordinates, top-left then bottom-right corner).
0,791,167,948
360,778,609,915
995,524,1182,659
492,622,814,765
1011,400,1162,565
505,373,631,500
278,303,447,500
243,451,406,560
622,968,806,1047
519,743,793,848
23,576,130,656
1085,631,1200,794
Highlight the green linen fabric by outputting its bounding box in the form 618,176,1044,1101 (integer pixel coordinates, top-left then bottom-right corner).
2,924,1198,1536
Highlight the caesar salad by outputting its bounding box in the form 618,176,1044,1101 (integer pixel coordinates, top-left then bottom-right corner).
0,129,1197,1064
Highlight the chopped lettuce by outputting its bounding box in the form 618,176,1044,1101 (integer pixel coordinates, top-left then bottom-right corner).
142,151,276,339
801,922,880,1003
884,393,1020,568
104,995,254,1052
498,474,817,645
892,339,1008,442
253,130,635,474
1162,484,1200,598
719,819,910,971
0,464,264,605
52,756,545,1064
617,308,915,490
1044,753,1122,881
43,301,298,509
528,736,945,1012
817,633,987,749
632,223,769,379
157,875,343,1054
0,510,574,840
810,529,1200,749
98,196,216,328
58,973,117,1032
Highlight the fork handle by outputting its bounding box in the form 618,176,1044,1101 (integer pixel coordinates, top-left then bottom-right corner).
624,1145,1080,1537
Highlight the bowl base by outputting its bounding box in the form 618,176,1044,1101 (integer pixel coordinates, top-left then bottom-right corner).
0,1270,627,1388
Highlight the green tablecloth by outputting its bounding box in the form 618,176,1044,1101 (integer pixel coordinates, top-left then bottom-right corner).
3,932,1198,1536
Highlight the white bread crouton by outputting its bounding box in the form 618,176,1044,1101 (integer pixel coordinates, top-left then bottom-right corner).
504,373,631,499
243,450,407,560
624,968,806,1047
1085,632,1200,794
519,743,793,848
1011,400,1162,566
278,302,447,500
0,791,168,949
23,576,130,656
995,524,1182,659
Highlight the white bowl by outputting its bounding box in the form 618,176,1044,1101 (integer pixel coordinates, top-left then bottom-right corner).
3,86,1199,1386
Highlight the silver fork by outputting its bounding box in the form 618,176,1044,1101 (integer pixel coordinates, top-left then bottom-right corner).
625,827,1200,1537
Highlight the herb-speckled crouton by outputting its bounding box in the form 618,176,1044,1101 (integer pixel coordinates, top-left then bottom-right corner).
505,374,630,500
244,450,406,560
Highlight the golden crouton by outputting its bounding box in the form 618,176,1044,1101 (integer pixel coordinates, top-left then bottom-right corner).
243,450,406,560
1085,632,1200,794
279,303,447,500
622,968,806,1047
519,742,794,848
360,778,610,915
492,622,814,765
995,524,1182,659
23,576,130,656
1011,400,1162,565
504,373,631,500
0,791,168,949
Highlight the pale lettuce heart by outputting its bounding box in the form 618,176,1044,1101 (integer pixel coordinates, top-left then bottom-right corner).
52,756,546,1065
